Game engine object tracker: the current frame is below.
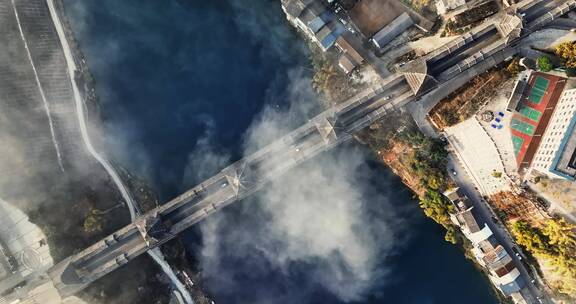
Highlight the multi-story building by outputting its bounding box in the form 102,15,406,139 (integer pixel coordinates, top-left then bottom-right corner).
506,70,576,180
334,34,365,74
529,85,576,180
281,0,366,74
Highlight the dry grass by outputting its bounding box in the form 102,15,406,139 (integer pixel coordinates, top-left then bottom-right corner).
489,191,547,223
429,68,511,129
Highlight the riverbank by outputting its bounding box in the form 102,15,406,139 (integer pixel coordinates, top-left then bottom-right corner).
298,16,522,303
43,1,211,302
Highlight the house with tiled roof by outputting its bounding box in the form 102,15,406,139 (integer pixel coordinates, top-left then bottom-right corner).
443,188,526,299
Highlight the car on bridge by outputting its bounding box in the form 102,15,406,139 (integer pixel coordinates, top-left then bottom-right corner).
115,253,129,266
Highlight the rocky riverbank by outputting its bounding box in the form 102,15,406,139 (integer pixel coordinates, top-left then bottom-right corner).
36,1,215,303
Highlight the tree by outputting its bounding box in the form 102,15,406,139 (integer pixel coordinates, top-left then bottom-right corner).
83,208,104,234
440,108,459,126
444,227,458,244
542,218,576,250
555,41,576,68
511,220,550,253
537,56,553,72
506,58,522,76
419,189,452,228
511,219,576,298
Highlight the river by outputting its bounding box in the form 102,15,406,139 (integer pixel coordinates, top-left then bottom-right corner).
63,1,500,303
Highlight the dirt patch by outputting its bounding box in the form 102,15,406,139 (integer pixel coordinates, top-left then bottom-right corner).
452,1,499,28
489,191,547,223
380,137,427,195
309,42,367,106
532,177,576,217
429,65,512,129
348,0,409,37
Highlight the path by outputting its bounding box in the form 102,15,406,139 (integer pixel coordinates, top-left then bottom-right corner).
44,1,193,303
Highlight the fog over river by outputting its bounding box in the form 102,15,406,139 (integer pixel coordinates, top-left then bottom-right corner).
64,1,500,303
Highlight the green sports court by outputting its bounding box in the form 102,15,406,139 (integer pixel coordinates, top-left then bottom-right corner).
511,119,535,135
510,72,565,166
512,136,524,154
527,76,550,104
518,105,541,122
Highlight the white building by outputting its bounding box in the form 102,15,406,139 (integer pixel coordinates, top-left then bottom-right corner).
444,188,526,299
528,87,576,180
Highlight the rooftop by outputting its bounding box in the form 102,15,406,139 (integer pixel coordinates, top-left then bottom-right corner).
494,268,525,296
338,53,359,74
335,36,364,64
281,0,316,18
483,245,515,275
509,72,567,172
371,12,414,50
348,0,410,37
506,71,530,112
549,104,576,180
457,208,482,233
443,187,463,203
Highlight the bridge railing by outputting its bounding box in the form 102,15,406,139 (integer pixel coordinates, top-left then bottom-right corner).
38,1,576,299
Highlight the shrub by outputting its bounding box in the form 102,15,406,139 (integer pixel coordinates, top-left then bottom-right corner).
555,41,576,68
537,56,553,72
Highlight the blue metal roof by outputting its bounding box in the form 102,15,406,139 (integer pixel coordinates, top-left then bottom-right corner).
321,34,338,49
319,10,333,22
308,16,326,33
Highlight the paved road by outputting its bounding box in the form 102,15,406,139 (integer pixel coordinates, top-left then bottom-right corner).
447,155,551,304
44,1,194,303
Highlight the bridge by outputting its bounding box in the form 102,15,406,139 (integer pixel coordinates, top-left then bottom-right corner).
2,0,575,301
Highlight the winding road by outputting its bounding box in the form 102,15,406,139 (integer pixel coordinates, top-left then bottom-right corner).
44,1,193,303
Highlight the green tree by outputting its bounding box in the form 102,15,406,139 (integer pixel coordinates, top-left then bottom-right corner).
542,219,576,251
419,189,452,228
537,56,553,72
511,220,550,253
444,227,458,244
510,219,576,297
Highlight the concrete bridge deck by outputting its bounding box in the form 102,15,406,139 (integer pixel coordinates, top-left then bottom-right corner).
2,0,575,301
46,3,576,298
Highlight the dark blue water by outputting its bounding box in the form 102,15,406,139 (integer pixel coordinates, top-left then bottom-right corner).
65,1,499,303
